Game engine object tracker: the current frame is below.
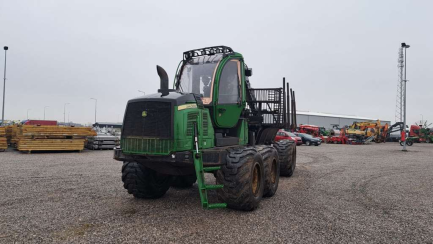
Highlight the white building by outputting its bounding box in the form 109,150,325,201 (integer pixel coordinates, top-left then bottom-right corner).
295,111,391,129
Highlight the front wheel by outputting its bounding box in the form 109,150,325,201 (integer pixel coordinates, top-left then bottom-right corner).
306,141,311,146
216,147,265,211
407,140,413,146
122,162,172,199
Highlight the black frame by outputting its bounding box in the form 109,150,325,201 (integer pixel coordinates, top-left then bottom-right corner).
183,46,233,60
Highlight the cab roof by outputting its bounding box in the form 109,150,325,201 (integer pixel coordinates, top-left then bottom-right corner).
183,46,234,60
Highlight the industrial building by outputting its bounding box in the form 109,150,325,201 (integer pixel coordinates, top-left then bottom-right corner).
295,111,391,129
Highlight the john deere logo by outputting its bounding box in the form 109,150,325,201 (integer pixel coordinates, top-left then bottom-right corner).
142,111,147,117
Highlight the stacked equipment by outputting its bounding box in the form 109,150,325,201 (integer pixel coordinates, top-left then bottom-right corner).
13,125,96,152
0,127,7,151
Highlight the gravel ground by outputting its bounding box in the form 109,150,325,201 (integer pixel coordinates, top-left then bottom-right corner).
0,143,432,243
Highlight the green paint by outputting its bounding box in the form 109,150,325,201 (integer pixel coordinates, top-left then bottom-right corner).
237,118,248,145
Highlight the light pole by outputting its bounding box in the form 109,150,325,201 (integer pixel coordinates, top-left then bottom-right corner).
68,112,70,125
44,106,49,120
138,90,145,95
420,114,423,125
27,109,31,120
402,42,410,151
1,46,8,125
64,103,69,125
90,98,97,124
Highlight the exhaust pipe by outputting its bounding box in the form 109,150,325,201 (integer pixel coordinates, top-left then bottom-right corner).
157,65,170,96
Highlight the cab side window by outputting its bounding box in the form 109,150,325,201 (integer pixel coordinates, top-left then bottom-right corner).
218,60,240,104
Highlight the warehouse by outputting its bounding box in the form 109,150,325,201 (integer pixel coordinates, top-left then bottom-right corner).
295,111,391,129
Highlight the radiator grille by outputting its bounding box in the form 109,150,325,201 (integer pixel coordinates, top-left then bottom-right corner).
121,138,173,155
203,113,209,136
123,101,172,138
186,112,199,136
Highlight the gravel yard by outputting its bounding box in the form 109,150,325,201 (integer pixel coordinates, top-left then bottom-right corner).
0,143,432,243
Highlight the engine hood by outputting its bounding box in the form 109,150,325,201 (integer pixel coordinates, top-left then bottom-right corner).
127,91,197,106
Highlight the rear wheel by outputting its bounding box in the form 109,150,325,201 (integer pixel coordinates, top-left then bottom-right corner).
274,140,296,177
407,140,413,146
171,174,197,188
257,146,280,198
216,147,264,211
122,162,172,199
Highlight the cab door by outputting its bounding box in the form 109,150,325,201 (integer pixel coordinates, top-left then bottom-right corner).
214,59,243,128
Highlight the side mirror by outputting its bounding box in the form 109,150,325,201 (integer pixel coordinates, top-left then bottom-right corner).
245,68,253,77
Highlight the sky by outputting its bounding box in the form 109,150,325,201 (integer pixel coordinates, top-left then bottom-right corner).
0,0,432,125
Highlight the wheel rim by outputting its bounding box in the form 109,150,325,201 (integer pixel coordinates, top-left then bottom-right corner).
252,163,261,197
270,159,277,184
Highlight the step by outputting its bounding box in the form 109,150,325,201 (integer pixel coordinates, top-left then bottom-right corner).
203,166,221,172
205,184,224,190
207,203,227,209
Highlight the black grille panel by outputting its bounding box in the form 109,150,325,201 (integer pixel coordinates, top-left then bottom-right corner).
186,112,199,136
203,113,209,136
123,101,172,138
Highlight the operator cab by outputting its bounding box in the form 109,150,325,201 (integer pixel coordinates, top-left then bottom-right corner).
176,52,242,106
176,54,223,104
175,46,245,129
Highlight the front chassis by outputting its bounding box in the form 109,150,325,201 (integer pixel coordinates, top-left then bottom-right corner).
114,147,233,176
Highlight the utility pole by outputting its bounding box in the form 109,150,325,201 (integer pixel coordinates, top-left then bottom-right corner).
1,46,8,125
64,103,69,125
90,98,97,124
401,43,410,151
395,47,404,124
44,106,49,120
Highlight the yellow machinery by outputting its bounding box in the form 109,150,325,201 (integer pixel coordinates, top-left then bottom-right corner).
345,120,389,143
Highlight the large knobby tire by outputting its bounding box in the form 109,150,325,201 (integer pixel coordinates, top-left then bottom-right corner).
274,140,296,177
170,174,197,188
256,145,280,198
216,147,265,211
122,161,172,199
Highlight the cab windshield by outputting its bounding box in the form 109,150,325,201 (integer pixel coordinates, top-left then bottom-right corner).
177,54,223,103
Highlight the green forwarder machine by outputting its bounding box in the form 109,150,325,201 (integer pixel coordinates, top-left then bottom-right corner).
114,46,297,211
